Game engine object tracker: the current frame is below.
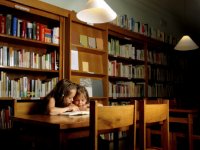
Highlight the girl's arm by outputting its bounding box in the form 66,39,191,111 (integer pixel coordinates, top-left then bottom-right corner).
47,97,79,115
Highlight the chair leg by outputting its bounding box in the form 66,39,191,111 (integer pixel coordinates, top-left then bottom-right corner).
146,128,151,148
171,132,177,150
114,132,119,150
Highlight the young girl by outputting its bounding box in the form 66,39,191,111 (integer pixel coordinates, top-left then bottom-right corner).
73,85,103,111
73,85,90,111
44,79,79,115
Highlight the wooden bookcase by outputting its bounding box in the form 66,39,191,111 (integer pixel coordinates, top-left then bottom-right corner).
107,23,174,105
146,38,174,99
107,23,146,104
67,11,109,105
0,0,69,128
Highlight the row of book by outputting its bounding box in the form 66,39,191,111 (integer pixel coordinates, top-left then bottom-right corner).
0,71,58,98
108,38,145,61
80,34,104,50
111,14,177,45
149,67,174,82
108,61,145,79
108,38,169,66
108,60,173,82
109,81,145,98
148,84,174,97
0,13,59,44
147,51,168,65
108,81,173,98
0,46,59,70
0,106,12,129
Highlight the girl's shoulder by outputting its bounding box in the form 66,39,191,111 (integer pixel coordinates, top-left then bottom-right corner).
49,97,56,101
47,97,56,104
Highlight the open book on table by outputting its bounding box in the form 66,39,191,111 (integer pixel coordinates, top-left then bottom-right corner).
60,111,89,116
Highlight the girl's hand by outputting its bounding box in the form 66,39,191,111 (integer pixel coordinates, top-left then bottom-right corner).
79,105,89,111
68,104,79,111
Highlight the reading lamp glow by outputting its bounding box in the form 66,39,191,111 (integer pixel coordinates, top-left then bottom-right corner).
174,35,199,51
76,0,117,24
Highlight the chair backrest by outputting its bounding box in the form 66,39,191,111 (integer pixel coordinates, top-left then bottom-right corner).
90,100,137,150
139,99,169,150
14,100,47,116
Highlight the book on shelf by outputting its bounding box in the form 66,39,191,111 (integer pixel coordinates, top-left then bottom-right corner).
44,27,52,43
6,14,12,35
27,22,33,39
134,21,140,33
82,61,89,72
0,14,6,34
80,34,88,47
88,36,96,49
80,78,93,97
80,78,104,97
12,16,17,36
71,49,79,70
52,27,59,44
17,19,22,37
60,111,89,116
92,79,104,97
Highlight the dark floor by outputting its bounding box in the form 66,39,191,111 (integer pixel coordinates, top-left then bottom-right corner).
1,129,200,150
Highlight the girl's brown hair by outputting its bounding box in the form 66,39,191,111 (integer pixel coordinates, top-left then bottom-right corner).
74,85,90,104
44,79,77,107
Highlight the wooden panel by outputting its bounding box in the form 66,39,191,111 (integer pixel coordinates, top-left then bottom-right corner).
145,104,168,123
14,101,46,115
71,22,104,45
79,51,103,74
9,0,69,17
97,105,134,130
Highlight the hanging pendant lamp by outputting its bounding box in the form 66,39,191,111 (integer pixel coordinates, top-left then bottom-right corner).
174,0,199,51
174,35,199,51
76,0,117,24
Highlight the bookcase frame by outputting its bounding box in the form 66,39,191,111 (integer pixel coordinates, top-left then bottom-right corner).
67,11,109,105
0,0,69,129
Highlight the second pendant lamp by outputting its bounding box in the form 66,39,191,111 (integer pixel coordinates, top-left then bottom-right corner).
174,35,199,51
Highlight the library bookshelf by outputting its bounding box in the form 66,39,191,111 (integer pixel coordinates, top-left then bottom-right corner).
68,11,109,105
0,0,69,130
107,23,174,105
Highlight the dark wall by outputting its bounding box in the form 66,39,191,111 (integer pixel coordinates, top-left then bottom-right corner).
173,49,200,109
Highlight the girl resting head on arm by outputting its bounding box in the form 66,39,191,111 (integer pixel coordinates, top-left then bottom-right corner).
73,85,103,111
73,85,90,111
45,79,79,115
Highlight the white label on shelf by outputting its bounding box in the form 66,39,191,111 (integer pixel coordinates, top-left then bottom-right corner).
15,5,30,12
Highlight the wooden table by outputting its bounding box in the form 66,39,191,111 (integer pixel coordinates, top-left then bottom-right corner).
13,114,89,150
169,108,198,150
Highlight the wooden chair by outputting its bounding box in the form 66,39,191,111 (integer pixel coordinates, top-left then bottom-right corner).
139,99,170,150
14,100,47,116
14,100,49,149
90,100,137,150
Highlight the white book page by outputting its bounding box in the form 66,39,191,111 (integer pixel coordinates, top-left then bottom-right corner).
61,111,89,116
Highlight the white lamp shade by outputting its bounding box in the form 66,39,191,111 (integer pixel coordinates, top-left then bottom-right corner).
76,0,117,24
174,35,199,51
